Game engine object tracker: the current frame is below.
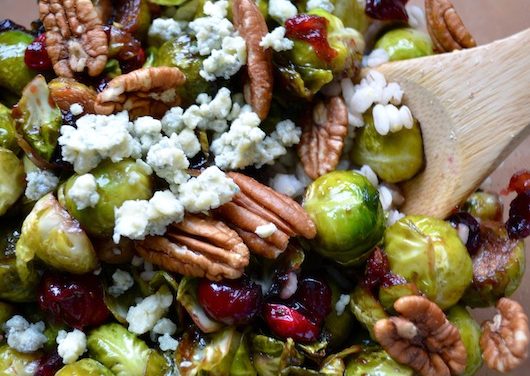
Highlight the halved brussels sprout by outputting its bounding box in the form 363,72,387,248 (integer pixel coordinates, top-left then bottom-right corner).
55,359,115,376
345,346,413,375
351,112,424,183
349,285,388,339
16,193,98,277
447,305,482,376
374,28,433,61
0,103,18,152
0,31,36,95
462,191,503,221
0,345,41,376
251,335,304,376
58,159,153,237
0,148,25,216
303,171,385,265
384,216,473,310
320,345,361,375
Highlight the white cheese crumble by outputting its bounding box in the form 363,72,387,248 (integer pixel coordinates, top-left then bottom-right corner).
158,333,178,351
69,103,84,116
269,173,306,198
188,16,234,56
67,173,100,210
335,294,351,316
271,120,301,146
177,128,201,158
260,27,294,52
306,0,334,13
203,0,229,18
25,169,59,201
269,0,297,23
152,318,177,336
362,48,390,68
4,315,47,353
255,223,278,238
129,116,163,155
126,290,173,335
178,166,239,213
56,329,87,364
200,35,247,81
146,134,190,191
108,269,135,297
148,18,186,43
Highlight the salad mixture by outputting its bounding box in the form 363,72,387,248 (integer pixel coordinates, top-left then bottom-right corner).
0,0,529,375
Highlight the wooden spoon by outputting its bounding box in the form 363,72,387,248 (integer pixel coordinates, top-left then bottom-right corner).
372,28,530,218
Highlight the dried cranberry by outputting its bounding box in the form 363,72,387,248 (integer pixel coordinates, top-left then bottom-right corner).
263,303,320,343
504,170,530,195
25,33,53,71
285,14,338,63
0,19,28,33
506,191,530,239
108,26,146,73
120,47,146,73
365,0,409,21
361,248,390,292
35,350,62,376
197,277,263,325
448,212,482,254
293,276,331,324
37,273,110,329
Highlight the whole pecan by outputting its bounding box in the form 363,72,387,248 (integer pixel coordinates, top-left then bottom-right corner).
374,295,467,376
480,298,529,373
425,0,476,52
39,0,108,77
232,0,273,120
297,96,349,180
135,214,249,281
94,67,186,118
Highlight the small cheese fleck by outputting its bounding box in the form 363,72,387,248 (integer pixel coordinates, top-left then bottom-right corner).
148,18,186,44
25,169,59,201
108,269,135,297
56,329,87,364
4,315,47,353
158,333,178,351
152,318,177,336
200,36,247,81
255,223,278,238
189,16,234,56
335,294,351,316
126,290,173,335
260,27,294,52
268,0,297,23
203,0,229,18
67,173,100,210
69,103,84,116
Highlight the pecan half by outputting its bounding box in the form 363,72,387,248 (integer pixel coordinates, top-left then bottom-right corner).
94,67,186,118
297,96,348,180
374,296,467,376
135,214,249,280
39,0,108,77
480,298,529,373
49,77,97,113
215,172,316,258
232,0,273,120
425,0,476,52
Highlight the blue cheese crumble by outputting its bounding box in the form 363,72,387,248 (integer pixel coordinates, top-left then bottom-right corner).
146,134,190,191
56,329,87,364
25,169,59,201
126,290,173,335
268,0,297,23
4,315,47,353
67,173,100,210
260,27,294,52
108,269,135,297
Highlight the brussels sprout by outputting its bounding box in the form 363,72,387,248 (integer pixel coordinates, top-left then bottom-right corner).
384,216,473,309
16,193,98,277
333,0,371,32
0,345,41,376
0,31,36,95
55,359,115,376
345,346,413,376
12,75,62,161
303,171,385,265
462,191,503,221
0,103,18,152
351,112,424,183
319,345,361,375
58,159,153,236
349,286,388,339
88,323,168,376
230,332,257,376
251,335,304,376
323,281,355,348
447,306,482,376
462,222,525,308
378,283,419,313
374,28,433,61
0,148,25,216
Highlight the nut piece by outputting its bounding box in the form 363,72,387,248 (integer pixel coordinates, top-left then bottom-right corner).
425,0,477,52
49,77,97,113
39,0,108,77
135,214,249,281
94,67,186,118
215,172,316,258
374,295,467,376
232,0,273,120
480,297,529,373
297,96,349,180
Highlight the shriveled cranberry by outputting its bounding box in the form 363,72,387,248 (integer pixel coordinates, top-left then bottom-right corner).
285,14,338,63
38,273,110,329
361,247,390,291
293,276,331,324
120,47,146,73
263,303,320,343
197,277,263,325
506,191,530,239
365,0,409,21
448,212,482,254
25,33,53,71
108,26,146,73
35,350,62,376
504,170,530,195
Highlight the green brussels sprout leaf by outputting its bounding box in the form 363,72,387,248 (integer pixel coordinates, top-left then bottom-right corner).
0,103,19,152
349,286,389,339
0,345,41,376
55,359,115,376
0,148,25,216
251,335,304,376
345,345,414,375
447,306,482,376
320,345,361,375
230,332,257,376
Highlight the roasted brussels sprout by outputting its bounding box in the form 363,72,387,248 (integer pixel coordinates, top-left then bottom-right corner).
16,193,98,277
349,285,388,339
384,216,473,309
462,222,525,308
0,31,36,95
0,103,18,152
303,171,385,265
0,345,41,376
251,335,304,376
378,283,419,313
446,306,482,376
87,323,169,376
324,281,355,348
58,159,153,237
55,359,115,376
0,148,25,216
345,346,413,375
462,191,503,221
333,0,371,32
275,58,334,100
351,112,424,183
374,28,434,61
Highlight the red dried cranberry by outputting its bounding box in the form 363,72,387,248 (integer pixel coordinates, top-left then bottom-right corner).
504,170,530,195
35,350,62,376
293,276,331,324
285,14,338,63
37,273,110,329
25,33,52,71
197,277,263,325
506,191,530,239
365,0,409,21
361,247,390,291
263,303,320,343
448,212,482,254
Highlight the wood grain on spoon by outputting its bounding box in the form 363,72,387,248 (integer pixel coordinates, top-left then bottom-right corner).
371,28,530,218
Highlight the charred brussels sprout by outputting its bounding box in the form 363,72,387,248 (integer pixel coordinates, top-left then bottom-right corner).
0,345,41,376
351,112,424,183
446,306,482,376
349,285,388,339
0,148,25,216
303,171,385,265
0,31,36,95
0,103,18,152
384,216,473,309
59,159,153,237
462,222,525,308
345,346,413,375
55,359,115,376
374,28,433,61
462,191,503,221
251,335,304,376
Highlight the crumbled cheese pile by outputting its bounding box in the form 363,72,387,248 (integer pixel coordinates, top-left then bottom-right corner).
126,289,173,335
25,169,59,201
148,18,187,44
4,315,47,353
151,318,178,351
67,173,100,210
56,329,87,364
